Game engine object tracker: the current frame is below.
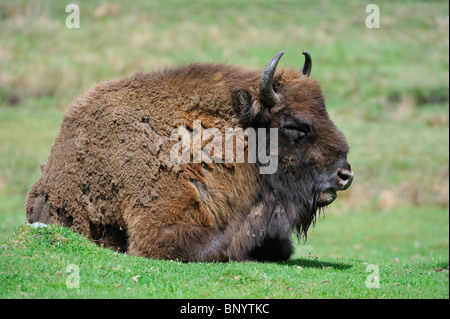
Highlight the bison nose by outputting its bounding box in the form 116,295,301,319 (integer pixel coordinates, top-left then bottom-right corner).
337,168,353,190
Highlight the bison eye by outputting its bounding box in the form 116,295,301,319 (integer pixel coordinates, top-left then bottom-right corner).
281,123,311,141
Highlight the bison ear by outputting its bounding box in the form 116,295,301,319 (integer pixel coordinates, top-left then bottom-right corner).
231,87,261,126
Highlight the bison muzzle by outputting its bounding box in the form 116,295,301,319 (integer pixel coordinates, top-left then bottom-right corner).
26,50,353,262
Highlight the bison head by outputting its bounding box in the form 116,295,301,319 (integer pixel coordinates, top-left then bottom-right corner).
232,51,353,237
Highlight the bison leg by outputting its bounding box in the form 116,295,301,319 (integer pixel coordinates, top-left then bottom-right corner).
26,193,51,224
127,221,229,262
248,237,293,262
228,234,293,262
226,202,294,262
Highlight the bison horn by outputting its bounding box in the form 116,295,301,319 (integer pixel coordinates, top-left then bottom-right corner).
259,51,284,107
301,50,312,77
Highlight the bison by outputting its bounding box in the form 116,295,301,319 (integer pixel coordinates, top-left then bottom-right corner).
26,50,353,262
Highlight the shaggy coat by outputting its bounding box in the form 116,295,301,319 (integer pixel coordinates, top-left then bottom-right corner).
26,53,352,262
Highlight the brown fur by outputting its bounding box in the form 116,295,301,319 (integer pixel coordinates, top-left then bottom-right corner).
26,59,352,262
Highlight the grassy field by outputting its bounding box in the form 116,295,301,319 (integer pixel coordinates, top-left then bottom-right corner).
0,0,448,299
1,207,448,299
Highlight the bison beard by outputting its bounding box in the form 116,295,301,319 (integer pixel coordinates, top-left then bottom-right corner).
26,51,353,262
261,168,322,239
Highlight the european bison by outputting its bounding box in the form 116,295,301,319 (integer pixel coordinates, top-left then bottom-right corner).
26,50,353,262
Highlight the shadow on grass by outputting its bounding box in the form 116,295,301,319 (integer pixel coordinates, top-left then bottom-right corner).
284,258,353,270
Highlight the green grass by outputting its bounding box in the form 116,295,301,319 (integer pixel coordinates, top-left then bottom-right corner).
0,0,448,299
1,206,447,298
